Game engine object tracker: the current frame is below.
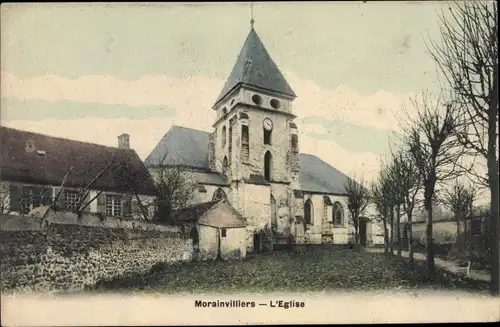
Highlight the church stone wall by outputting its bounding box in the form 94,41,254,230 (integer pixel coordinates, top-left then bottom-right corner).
190,184,230,205
270,183,292,236
242,183,271,230
233,105,292,183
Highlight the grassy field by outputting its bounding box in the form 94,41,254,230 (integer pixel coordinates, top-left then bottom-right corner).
90,248,489,294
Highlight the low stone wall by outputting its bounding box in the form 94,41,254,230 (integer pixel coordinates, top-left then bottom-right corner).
0,210,193,294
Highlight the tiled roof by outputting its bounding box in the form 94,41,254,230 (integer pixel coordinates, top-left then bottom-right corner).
214,28,296,106
299,154,349,195
145,125,349,195
198,200,246,228
170,200,219,223
0,126,156,196
144,126,211,170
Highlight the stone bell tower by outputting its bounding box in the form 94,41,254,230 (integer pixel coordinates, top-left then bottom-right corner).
207,17,303,244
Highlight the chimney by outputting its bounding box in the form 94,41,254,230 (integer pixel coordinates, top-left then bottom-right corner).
118,133,130,149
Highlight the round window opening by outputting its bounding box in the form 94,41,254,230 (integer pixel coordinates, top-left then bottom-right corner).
252,94,263,105
270,99,281,109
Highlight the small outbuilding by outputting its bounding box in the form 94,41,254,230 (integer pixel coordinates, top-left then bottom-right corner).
172,200,247,260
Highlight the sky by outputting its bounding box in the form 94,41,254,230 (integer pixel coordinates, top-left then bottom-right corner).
1,1,455,183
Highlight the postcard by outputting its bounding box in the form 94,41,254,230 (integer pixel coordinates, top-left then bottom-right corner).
1,2,499,325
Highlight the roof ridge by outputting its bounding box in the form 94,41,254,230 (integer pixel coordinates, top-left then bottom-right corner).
0,126,136,154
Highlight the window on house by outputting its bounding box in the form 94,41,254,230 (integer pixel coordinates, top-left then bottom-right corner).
64,189,79,211
221,126,227,147
304,199,313,225
19,186,51,214
242,125,249,163
105,194,122,217
333,202,344,225
222,107,227,116
264,151,272,182
471,219,482,236
221,228,227,238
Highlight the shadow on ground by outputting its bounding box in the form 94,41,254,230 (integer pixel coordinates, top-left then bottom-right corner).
88,248,490,295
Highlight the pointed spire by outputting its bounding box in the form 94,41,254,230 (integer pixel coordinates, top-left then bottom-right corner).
213,28,296,107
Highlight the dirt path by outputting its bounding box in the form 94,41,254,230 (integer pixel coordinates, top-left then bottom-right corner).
366,248,491,282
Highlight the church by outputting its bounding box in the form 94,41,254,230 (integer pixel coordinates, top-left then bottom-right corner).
145,22,385,255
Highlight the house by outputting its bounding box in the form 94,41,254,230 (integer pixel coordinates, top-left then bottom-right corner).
144,22,386,252
0,126,156,219
170,200,247,260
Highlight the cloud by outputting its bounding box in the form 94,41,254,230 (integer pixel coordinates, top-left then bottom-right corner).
0,71,420,181
3,117,382,182
1,71,417,133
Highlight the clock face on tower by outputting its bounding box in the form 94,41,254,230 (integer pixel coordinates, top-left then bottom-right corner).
263,118,273,131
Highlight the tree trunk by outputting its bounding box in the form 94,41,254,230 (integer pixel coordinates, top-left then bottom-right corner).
383,217,389,253
389,209,394,256
396,205,401,257
426,198,435,280
456,215,463,253
353,215,359,244
407,212,414,262
488,154,499,295
408,222,414,262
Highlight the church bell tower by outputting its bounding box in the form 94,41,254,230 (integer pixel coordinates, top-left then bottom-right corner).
207,12,302,240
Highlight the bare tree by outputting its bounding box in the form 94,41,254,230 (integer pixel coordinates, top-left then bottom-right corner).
118,152,197,224
389,150,423,262
371,166,393,254
427,1,499,294
443,181,477,250
404,91,463,279
344,175,370,245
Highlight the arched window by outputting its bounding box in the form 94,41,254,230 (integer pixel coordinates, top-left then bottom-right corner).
221,126,227,147
212,188,227,202
222,156,228,178
264,151,272,182
304,199,313,225
333,202,344,225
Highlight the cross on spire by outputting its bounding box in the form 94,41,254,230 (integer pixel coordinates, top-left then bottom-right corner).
250,1,255,29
